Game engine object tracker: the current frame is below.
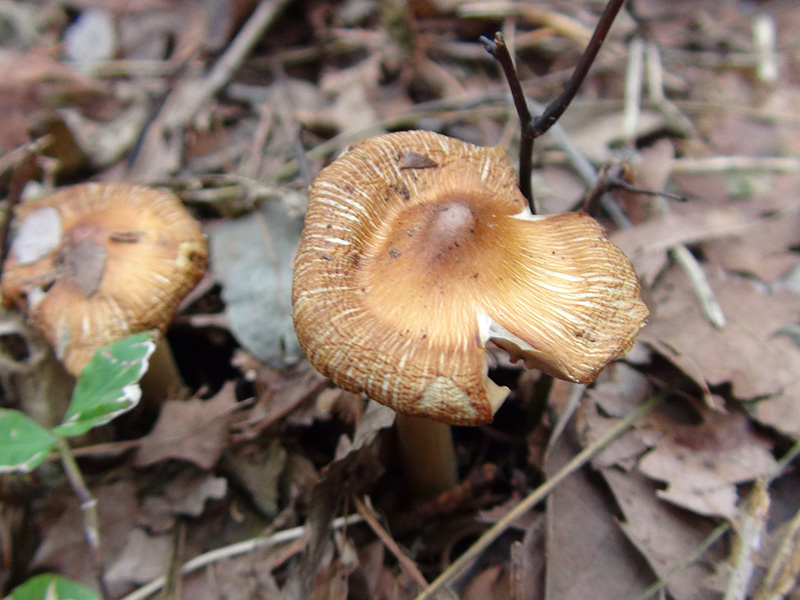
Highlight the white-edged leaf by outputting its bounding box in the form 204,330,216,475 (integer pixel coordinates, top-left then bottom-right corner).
52,331,157,438
7,573,100,600
0,409,57,473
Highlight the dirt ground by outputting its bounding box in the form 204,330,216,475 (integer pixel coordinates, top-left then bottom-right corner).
1,0,800,598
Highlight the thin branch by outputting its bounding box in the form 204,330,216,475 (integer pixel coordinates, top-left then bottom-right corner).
352,496,430,590
120,514,364,600
529,0,626,139
481,0,626,212
480,33,534,208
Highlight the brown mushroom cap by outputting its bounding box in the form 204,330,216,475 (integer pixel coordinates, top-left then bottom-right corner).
292,131,648,426
1,183,208,376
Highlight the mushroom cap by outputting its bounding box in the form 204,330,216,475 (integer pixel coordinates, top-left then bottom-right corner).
1,183,208,376
292,131,648,426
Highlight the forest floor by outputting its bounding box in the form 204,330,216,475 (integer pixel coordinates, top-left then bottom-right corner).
1,0,800,599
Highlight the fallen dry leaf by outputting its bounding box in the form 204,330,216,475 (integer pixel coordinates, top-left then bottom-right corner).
545,424,654,600
612,204,762,285
703,179,800,283
602,468,725,600
642,264,800,438
135,382,237,469
584,367,777,519
637,411,776,519
105,528,172,587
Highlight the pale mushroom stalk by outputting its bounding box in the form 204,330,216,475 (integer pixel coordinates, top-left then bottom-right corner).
395,414,458,500
139,335,187,404
292,131,648,496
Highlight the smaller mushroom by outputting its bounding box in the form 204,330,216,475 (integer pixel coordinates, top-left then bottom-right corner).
1,183,208,398
292,131,648,497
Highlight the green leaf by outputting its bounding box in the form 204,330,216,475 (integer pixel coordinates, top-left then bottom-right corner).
52,331,157,438
0,409,57,473
7,573,100,600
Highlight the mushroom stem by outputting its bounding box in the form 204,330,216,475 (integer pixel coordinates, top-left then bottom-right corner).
395,413,458,500
139,337,186,404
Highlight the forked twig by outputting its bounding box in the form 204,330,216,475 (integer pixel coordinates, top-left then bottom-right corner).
481,0,626,211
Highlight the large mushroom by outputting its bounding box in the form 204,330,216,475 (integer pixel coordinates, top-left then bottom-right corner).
1,183,208,397
292,130,648,497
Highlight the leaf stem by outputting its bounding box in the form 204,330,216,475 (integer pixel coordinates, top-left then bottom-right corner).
55,437,108,597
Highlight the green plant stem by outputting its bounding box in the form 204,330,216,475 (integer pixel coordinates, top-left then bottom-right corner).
55,437,108,597
414,392,664,600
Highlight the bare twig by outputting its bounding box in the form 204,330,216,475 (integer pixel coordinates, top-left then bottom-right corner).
644,42,696,137
753,14,779,84
131,0,292,179
352,496,430,590
672,156,800,174
527,0,626,140
0,136,51,178
480,33,534,207
669,243,726,328
754,504,800,600
120,514,364,600
55,438,109,598
724,479,770,600
622,37,645,142
481,0,625,210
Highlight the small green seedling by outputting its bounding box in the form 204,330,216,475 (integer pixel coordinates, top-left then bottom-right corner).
6,573,100,600
0,331,157,596
0,331,156,472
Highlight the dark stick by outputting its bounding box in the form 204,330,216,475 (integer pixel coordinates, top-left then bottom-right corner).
529,0,626,139
582,165,686,215
481,0,626,212
480,34,535,209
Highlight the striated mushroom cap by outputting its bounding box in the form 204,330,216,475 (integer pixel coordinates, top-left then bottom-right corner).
1,183,208,376
292,131,648,425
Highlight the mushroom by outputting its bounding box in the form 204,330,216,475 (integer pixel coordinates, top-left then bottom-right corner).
1,183,208,398
292,130,648,497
